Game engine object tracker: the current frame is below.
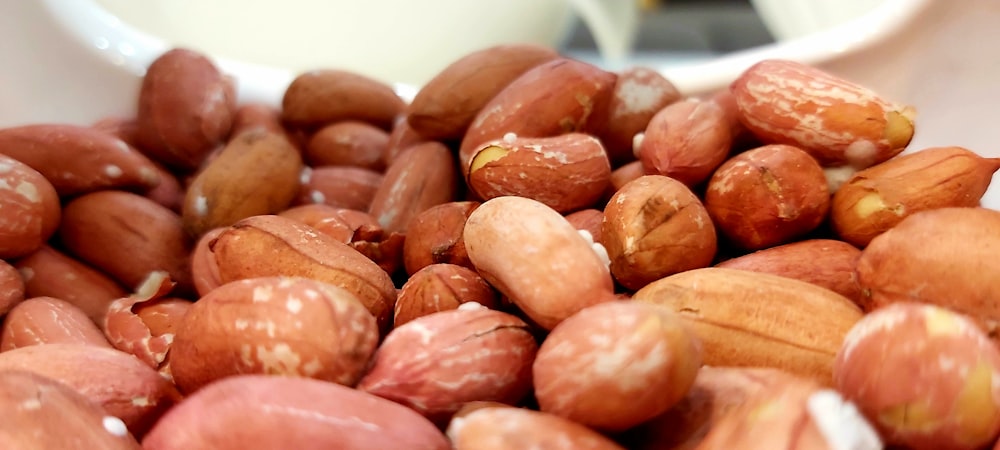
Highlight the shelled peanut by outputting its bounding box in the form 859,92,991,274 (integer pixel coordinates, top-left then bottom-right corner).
0,41,998,450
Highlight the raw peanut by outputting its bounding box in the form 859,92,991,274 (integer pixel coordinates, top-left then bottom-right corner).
716,239,863,306
0,259,24,315
0,154,60,259
190,228,224,296
209,215,397,332
695,376,881,450
143,162,184,213
59,190,194,294
142,375,450,450
402,201,480,275
93,116,142,148
533,301,701,431
705,144,830,250
170,276,379,394
0,124,161,196
834,303,1000,450
603,175,717,291
638,98,733,187
458,58,617,177
297,165,384,211
0,344,182,437
368,141,458,233
467,133,612,213
407,43,559,141
383,114,428,167
0,370,142,449
856,207,1000,335
463,196,616,330
393,264,498,327
281,69,405,130
305,120,389,171
709,89,759,152
730,59,915,168
359,304,536,425
182,128,303,237
279,204,373,243
633,267,863,385
137,48,236,171
598,66,682,166
278,205,405,273
14,245,128,325
831,146,1000,247
1,296,111,350
622,367,802,450
104,271,191,371
230,102,284,136
447,406,625,450
564,208,604,245
605,159,645,200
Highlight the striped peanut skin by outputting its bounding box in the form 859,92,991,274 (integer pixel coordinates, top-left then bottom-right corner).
730,59,915,168
458,58,617,177
358,305,536,426
467,133,612,213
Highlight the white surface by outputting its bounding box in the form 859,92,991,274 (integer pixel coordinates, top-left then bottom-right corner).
0,0,997,209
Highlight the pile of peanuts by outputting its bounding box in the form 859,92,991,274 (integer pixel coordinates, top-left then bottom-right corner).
1,43,999,450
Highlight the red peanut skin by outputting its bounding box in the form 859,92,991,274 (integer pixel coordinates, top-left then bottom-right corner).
281,69,405,130
402,201,480,275
58,190,194,295
458,58,617,176
704,144,830,250
467,133,612,213
1,296,112,351
0,124,161,196
448,406,625,450
0,259,25,316
533,301,702,432
730,59,913,168
169,277,379,394
0,154,60,259
297,165,384,211
15,245,128,326
136,48,236,171
717,239,863,307
0,344,182,438
463,196,616,330
359,306,535,426
834,302,1000,450
305,120,389,171
368,141,458,234
142,375,451,450
0,371,142,449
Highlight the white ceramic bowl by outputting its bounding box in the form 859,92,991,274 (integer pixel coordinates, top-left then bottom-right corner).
1,0,998,208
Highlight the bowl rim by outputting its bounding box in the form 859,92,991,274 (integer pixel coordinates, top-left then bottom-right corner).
42,0,931,103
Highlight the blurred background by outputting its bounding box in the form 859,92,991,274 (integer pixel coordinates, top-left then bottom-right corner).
564,0,774,68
